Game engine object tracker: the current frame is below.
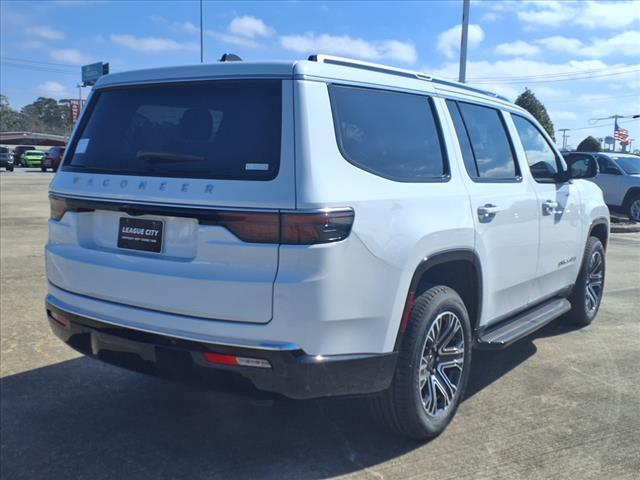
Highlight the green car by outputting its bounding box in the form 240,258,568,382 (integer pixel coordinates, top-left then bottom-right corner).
23,150,45,167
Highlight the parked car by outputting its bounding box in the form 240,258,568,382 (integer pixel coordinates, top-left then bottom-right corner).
564,152,640,221
23,150,45,167
0,147,14,171
45,55,608,440
12,145,36,167
42,147,66,172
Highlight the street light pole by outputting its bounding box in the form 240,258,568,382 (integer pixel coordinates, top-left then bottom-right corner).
458,0,470,83
200,0,204,63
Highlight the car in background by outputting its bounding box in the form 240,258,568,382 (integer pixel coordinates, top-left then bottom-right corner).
0,146,14,171
12,145,36,167
42,147,65,172
564,152,640,221
23,150,45,168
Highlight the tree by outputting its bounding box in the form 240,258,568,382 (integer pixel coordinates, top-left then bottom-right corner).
0,95,25,131
576,136,602,152
21,97,70,135
515,88,555,141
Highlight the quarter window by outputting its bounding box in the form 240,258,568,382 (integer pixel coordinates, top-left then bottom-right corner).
329,85,447,182
512,115,561,182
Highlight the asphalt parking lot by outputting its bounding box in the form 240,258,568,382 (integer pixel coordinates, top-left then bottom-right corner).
1,170,639,480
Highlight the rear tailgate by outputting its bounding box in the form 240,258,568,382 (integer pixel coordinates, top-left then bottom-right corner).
47,76,295,323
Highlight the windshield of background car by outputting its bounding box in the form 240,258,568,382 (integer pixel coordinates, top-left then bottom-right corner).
611,156,640,175
26,151,43,157
63,80,282,181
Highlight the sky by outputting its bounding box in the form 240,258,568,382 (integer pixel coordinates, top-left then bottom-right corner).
1,0,639,150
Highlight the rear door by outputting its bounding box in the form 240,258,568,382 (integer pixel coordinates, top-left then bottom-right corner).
509,114,583,301
445,100,539,325
47,79,295,323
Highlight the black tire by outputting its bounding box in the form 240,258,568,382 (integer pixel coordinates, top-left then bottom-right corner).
369,286,472,439
41,166,47,172
566,237,605,326
627,193,640,222
6,166,13,172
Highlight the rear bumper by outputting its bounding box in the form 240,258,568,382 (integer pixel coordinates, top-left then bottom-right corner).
45,299,397,399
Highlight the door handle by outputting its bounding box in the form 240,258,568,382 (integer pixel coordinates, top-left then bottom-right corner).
542,200,560,215
477,204,502,221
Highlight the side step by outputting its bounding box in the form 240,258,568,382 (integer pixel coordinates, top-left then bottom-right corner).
476,298,572,349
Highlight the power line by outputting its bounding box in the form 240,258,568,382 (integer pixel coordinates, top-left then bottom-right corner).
466,64,639,81
0,56,79,70
0,61,79,76
470,68,640,85
556,118,639,132
545,93,640,105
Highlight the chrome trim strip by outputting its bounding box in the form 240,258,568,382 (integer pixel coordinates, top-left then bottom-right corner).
45,293,301,351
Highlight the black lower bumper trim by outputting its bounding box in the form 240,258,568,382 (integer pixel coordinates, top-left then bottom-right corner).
45,301,397,399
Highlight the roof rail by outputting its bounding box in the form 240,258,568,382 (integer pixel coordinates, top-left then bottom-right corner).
308,54,510,103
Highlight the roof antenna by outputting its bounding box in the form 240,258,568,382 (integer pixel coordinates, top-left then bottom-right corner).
219,53,242,62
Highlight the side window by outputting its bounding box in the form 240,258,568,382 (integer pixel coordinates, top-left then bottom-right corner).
329,85,447,182
597,156,620,175
456,102,519,180
446,99,478,178
512,115,561,182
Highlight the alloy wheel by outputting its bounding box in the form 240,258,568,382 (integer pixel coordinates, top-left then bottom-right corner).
585,250,604,314
630,199,640,222
418,311,465,417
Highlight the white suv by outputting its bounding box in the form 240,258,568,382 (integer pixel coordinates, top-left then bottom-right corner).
45,55,609,439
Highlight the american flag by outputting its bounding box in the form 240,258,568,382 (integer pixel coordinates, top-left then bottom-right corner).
614,119,629,144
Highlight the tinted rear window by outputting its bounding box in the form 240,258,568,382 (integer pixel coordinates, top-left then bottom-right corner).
329,85,447,182
64,81,282,180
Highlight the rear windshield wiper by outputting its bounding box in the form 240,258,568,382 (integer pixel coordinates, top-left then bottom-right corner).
137,152,206,163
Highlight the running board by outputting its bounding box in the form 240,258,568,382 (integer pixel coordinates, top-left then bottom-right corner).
475,298,571,349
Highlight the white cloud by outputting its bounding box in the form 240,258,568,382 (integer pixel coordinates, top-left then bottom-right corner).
494,40,540,57
481,0,640,30
480,12,500,22
436,24,484,59
537,31,640,58
229,16,274,38
21,40,45,49
110,34,199,52
37,81,68,97
550,110,578,121
173,21,199,35
426,58,638,101
280,32,417,64
207,31,261,49
50,48,91,64
25,25,65,40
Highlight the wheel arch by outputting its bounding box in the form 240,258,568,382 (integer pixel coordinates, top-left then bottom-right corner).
589,217,609,251
393,249,482,351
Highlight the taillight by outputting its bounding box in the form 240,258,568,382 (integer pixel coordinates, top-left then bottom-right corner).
217,209,354,245
217,212,280,243
281,209,354,244
50,196,68,221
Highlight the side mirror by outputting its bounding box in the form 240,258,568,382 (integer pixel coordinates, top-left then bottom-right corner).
569,155,598,179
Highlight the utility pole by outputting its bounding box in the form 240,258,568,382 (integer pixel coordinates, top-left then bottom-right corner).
458,0,470,83
200,0,204,63
558,128,570,150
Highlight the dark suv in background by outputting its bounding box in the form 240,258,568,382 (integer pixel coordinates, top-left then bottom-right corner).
0,147,14,171
42,147,65,172
12,145,36,167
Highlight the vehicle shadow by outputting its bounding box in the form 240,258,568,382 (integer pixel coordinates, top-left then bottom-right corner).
1,338,540,480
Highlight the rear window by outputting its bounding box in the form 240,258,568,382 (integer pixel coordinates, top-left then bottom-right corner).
64,81,282,180
0,147,8,153
329,85,447,182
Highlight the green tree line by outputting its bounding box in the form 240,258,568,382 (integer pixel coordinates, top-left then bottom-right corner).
1,95,72,136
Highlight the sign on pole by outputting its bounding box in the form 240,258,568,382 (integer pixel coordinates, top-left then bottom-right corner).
81,62,109,86
69,99,86,123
